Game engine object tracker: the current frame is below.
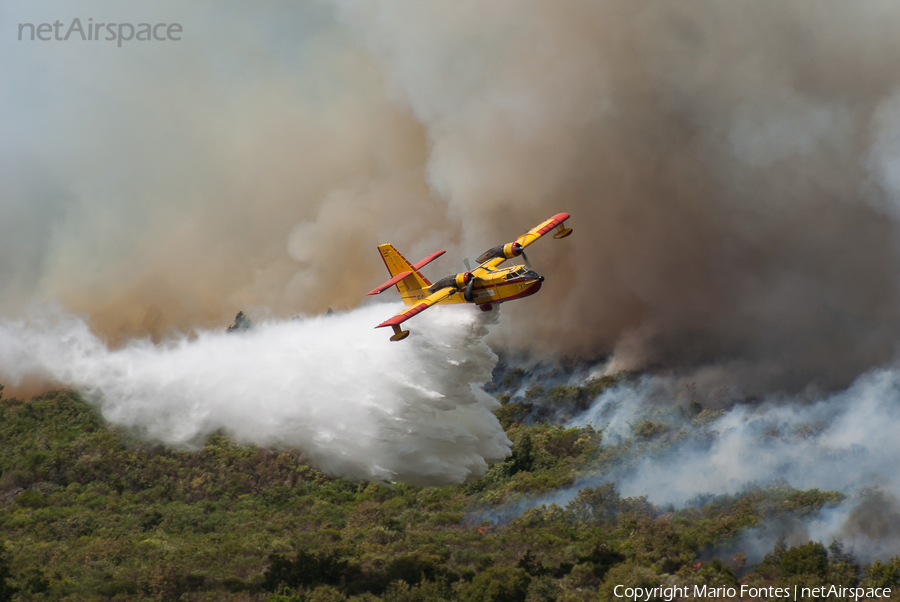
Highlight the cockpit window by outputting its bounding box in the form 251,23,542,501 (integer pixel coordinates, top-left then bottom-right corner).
506,267,540,280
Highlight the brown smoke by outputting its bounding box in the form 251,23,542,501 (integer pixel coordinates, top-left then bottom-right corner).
334,0,900,395
5,1,900,395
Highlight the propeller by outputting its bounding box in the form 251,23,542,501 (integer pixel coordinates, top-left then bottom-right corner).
461,257,476,301
459,243,530,303
510,242,531,268
464,276,475,302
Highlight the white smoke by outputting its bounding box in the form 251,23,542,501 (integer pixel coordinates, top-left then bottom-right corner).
572,369,900,504
0,304,511,486
559,368,900,561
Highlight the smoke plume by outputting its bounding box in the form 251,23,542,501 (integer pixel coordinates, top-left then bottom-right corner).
528,367,900,562
0,305,511,485
331,0,900,396
572,368,900,505
5,1,900,395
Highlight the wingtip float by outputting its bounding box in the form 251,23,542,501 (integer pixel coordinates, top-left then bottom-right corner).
367,212,573,341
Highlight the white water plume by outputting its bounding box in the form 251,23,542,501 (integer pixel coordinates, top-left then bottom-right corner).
0,304,511,486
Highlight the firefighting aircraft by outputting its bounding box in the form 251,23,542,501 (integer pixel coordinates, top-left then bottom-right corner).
367,212,572,340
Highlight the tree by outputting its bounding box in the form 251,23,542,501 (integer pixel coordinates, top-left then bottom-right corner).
863,557,900,589
0,543,17,602
460,567,532,602
567,482,619,523
780,542,828,578
508,432,535,474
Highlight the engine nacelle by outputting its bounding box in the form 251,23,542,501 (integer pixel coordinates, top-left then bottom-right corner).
475,242,523,264
428,271,472,294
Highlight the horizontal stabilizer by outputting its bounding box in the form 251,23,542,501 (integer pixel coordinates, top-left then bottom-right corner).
367,271,412,296
412,250,446,270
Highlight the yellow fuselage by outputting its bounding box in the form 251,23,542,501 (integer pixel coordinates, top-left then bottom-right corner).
404,265,544,307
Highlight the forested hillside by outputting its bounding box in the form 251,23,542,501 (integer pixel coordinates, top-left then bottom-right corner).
1,383,897,601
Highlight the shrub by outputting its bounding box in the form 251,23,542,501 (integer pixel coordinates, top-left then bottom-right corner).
781,541,828,578
459,566,532,602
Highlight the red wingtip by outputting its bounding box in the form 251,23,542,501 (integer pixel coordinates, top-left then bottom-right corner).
375,301,430,328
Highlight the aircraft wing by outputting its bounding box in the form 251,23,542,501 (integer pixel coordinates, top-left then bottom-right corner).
471,258,507,283
375,286,457,328
515,212,571,249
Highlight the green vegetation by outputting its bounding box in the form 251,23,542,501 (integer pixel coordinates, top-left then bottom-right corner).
0,388,882,601
490,373,625,426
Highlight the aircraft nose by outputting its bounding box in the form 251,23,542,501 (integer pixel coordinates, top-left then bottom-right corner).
538,276,544,282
